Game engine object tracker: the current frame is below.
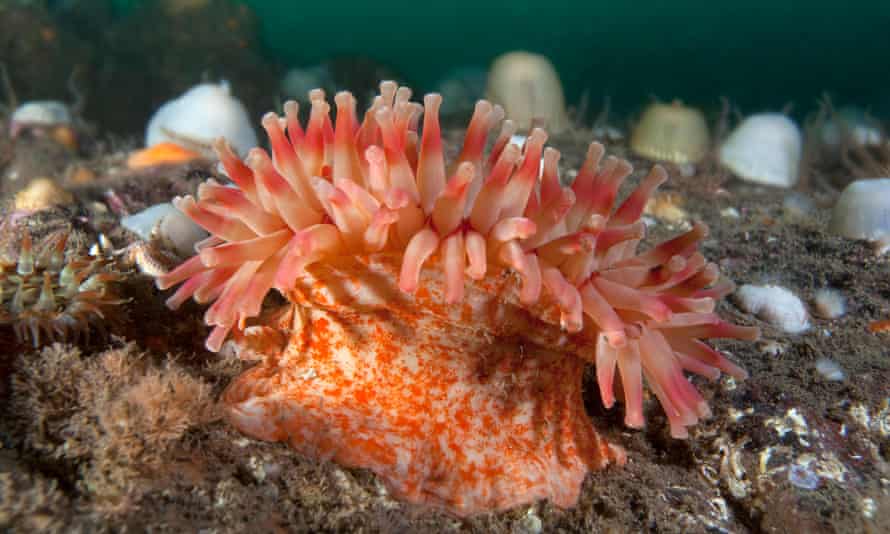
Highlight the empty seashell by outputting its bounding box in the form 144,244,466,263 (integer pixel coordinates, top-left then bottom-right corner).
719,113,802,188
829,178,890,244
631,101,710,164
485,51,569,133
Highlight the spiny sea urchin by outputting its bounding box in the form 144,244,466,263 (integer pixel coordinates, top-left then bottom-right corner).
158,82,759,515
0,227,128,347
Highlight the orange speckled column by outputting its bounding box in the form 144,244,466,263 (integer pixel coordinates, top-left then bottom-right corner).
223,254,626,516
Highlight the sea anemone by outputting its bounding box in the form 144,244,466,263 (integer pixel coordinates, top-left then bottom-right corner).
631,101,710,164
157,82,758,515
145,81,258,158
719,113,802,188
0,228,128,347
485,51,569,133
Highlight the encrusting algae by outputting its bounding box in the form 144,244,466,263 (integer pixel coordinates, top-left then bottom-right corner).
157,82,759,516
8,342,218,514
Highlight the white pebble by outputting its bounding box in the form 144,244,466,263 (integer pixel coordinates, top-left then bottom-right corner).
516,508,543,534
720,207,741,219
815,358,845,381
758,340,786,356
733,284,810,333
788,462,820,490
812,288,846,319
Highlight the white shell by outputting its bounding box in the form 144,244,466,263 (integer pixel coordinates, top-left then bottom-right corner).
146,81,258,157
719,113,802,187
829,178,890,242
11,100,72,127
122,202,208,257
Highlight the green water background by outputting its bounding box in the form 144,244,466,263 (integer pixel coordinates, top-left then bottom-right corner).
114,1,890,117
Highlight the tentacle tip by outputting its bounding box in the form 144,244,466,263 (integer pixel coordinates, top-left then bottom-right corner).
465,266,486,281
652,164,669,180
164,295,183,310
528,127,548,143
212,137,229,152
398,278,418,294
624,412,645,429
489,104,505,124
334,91,352,105
562,318,583,333
261,112,279,128
748,327,762,341
697,402,713,420
444,291,464,305
473,99,493,114
607,331,627,348
424,93,442,108
670,426,690,439
695,221,710,237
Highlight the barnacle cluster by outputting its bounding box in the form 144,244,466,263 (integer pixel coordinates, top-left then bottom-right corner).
0,228,128,346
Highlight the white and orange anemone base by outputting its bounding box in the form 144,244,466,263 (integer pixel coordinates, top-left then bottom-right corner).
156,82,758,516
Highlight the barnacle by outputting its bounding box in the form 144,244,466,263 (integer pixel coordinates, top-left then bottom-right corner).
0,228,128,346
158,82,759,515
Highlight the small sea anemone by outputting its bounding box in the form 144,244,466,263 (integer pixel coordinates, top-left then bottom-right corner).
631,101,710,164
158,82,758,515
719,113,802,188
145,81,258,158
485,51,569,133
0,228,128,347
